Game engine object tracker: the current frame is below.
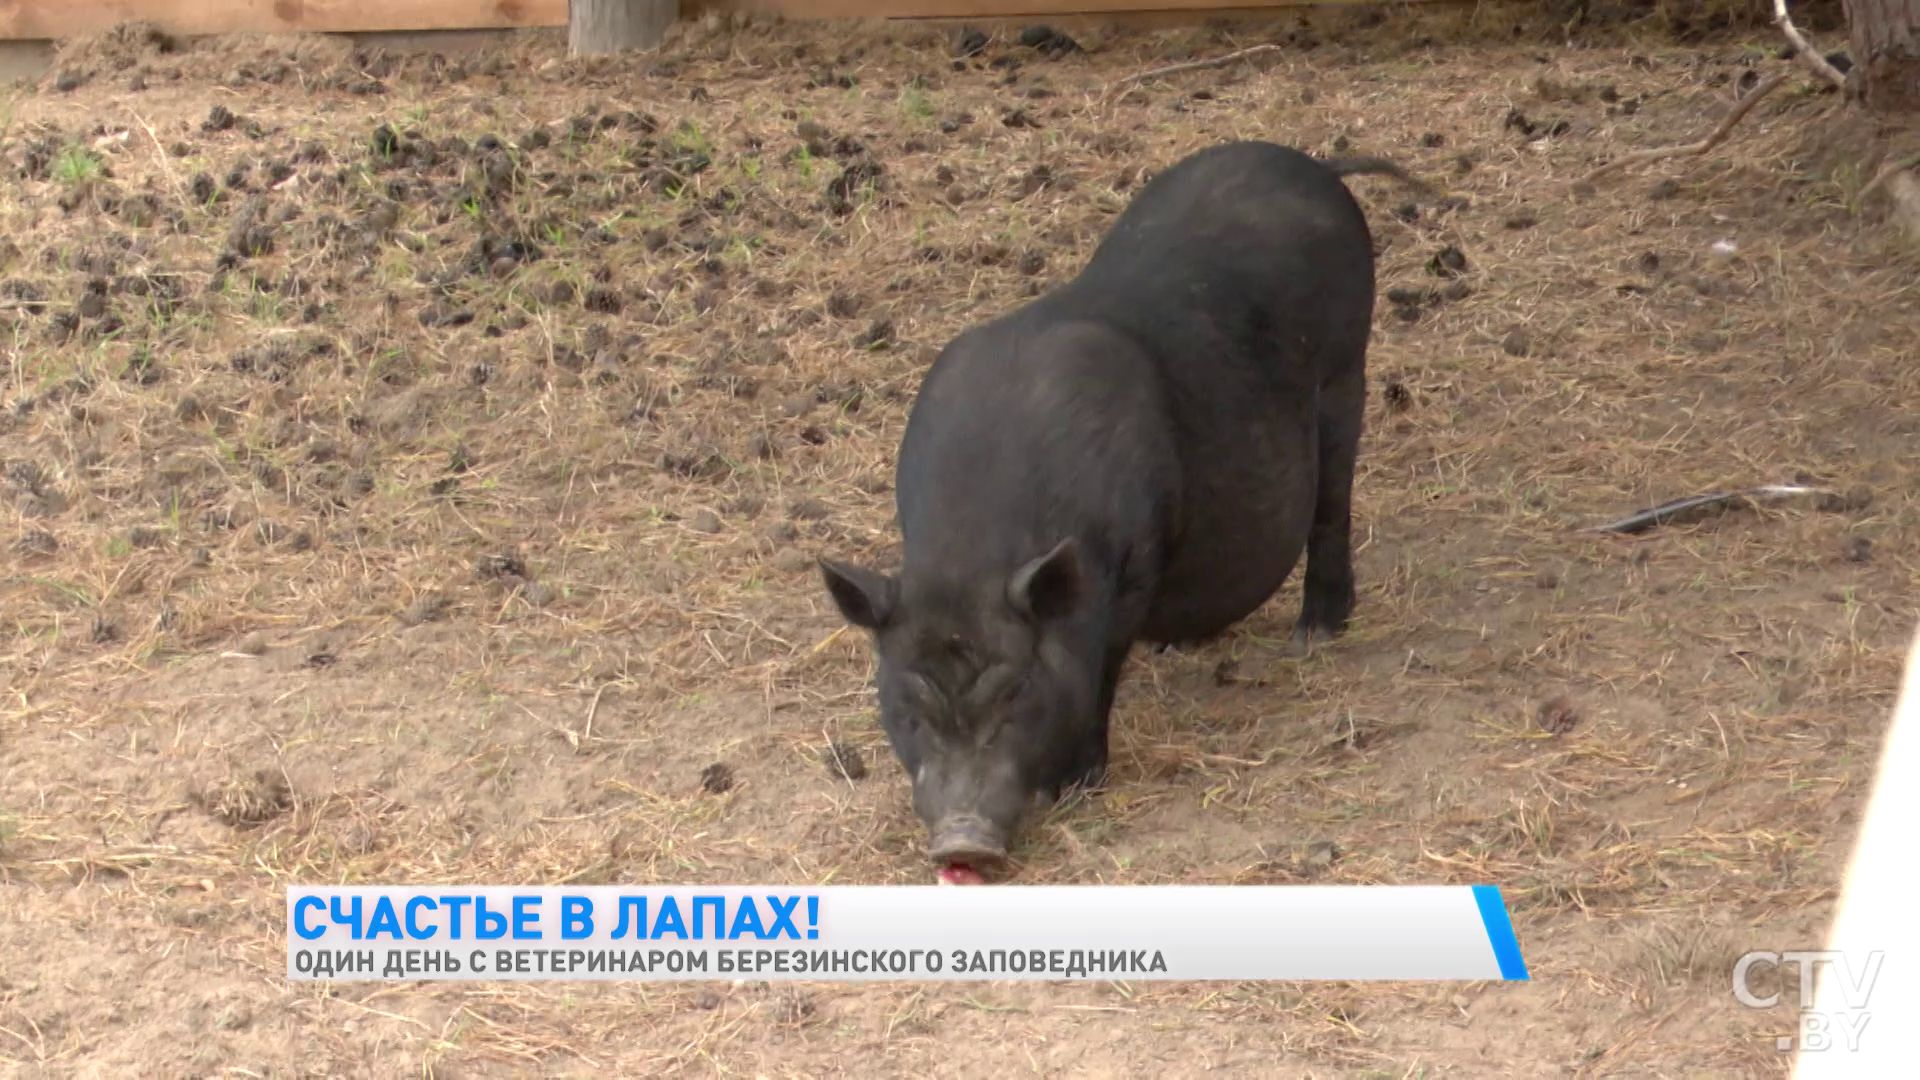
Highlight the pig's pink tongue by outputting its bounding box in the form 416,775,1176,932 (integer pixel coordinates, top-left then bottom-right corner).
937,862,986,886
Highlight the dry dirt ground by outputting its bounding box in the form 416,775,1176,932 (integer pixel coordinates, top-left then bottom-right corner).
2,4,1918,1077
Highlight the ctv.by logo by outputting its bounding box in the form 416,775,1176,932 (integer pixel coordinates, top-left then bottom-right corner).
1732,950,1885,1053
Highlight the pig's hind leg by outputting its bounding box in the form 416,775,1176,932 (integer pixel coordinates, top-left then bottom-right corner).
1291,368,1363,656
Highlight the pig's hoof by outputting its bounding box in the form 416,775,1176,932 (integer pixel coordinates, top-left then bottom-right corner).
1289,622,1338,658
1059,760,1108,796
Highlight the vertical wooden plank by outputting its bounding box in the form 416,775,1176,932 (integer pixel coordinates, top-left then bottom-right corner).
570,0,679,53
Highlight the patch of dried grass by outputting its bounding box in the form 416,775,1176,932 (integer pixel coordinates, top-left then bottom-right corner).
0,5,1914,1075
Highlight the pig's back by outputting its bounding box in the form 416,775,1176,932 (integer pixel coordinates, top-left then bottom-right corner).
1064,139,1376,396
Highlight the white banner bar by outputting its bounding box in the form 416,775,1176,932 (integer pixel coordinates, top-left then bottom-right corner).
286,885,1529,982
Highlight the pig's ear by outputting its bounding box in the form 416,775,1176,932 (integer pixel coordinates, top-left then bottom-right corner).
819,557,899,631
1007,538,1081,623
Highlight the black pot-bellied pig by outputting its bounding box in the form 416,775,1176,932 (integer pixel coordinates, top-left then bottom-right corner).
819,140,1417,883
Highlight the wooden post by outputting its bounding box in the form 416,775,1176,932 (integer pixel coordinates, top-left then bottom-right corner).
1844,0,1920,112
568,0,678,56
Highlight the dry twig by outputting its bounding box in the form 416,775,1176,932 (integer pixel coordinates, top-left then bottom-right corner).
1588,485,1834,534
1858,152,1920,202
1105,45,1283,99
1773,0,1850,90
1582,72,1790,184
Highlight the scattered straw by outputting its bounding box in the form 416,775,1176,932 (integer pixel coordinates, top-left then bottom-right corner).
0,4,1913,1076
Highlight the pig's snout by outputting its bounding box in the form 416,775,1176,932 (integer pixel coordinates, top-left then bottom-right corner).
914,753,1026,873
928,815,1010,870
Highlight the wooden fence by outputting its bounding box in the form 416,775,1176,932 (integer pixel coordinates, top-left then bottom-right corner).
0,0,1394,41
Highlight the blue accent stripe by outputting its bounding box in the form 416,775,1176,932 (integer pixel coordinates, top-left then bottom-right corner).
1471,885,1529,980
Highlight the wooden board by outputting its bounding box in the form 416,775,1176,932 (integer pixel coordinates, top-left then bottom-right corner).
1,0,1416,41
897,5,1423,27
695,0,1409,16
0,0,568,40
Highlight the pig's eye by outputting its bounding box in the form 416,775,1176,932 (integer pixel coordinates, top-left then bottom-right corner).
901,672,942,711
967,663,1024,707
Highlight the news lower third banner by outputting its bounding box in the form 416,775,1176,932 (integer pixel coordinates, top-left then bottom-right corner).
287,885,1529,982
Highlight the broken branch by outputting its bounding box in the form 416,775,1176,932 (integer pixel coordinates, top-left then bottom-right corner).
1858,152,1920,202
1773,0,1850,90
1582,72,1790,184
1589,485,1835,535
1106,44,1284,100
